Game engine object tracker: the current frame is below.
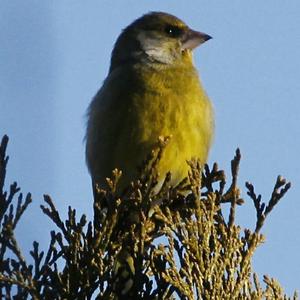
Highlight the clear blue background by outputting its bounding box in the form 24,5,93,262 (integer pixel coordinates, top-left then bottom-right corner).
1,1,299,295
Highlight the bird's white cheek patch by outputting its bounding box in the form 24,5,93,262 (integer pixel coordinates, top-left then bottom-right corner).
137,32,174,64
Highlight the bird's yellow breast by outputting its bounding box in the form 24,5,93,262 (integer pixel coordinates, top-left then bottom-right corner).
133,63,213,183
86,61,213,190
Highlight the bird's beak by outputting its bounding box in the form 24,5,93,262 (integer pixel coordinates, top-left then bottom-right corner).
181,29,212,50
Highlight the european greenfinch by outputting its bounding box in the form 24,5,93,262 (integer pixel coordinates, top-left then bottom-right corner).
86,12,214,193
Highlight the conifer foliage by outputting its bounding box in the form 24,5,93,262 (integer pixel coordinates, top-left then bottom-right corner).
0,135,296,299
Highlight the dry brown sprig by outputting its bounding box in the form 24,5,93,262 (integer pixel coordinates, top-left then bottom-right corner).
246,176,291,233
0,135,296,299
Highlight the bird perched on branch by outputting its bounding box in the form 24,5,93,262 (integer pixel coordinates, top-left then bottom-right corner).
86,12,214,194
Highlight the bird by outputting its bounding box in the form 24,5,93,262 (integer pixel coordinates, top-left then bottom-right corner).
85,11,214,195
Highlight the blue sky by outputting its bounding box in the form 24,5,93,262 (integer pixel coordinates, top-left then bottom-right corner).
1,1,299,295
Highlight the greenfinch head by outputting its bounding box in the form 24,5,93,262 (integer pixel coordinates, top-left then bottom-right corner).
86,12,214,193
110,12,212,70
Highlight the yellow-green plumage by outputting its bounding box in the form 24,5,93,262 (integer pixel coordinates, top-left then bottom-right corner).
86,12,214,192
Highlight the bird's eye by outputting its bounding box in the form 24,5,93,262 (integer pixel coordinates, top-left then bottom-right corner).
164,25,183,38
